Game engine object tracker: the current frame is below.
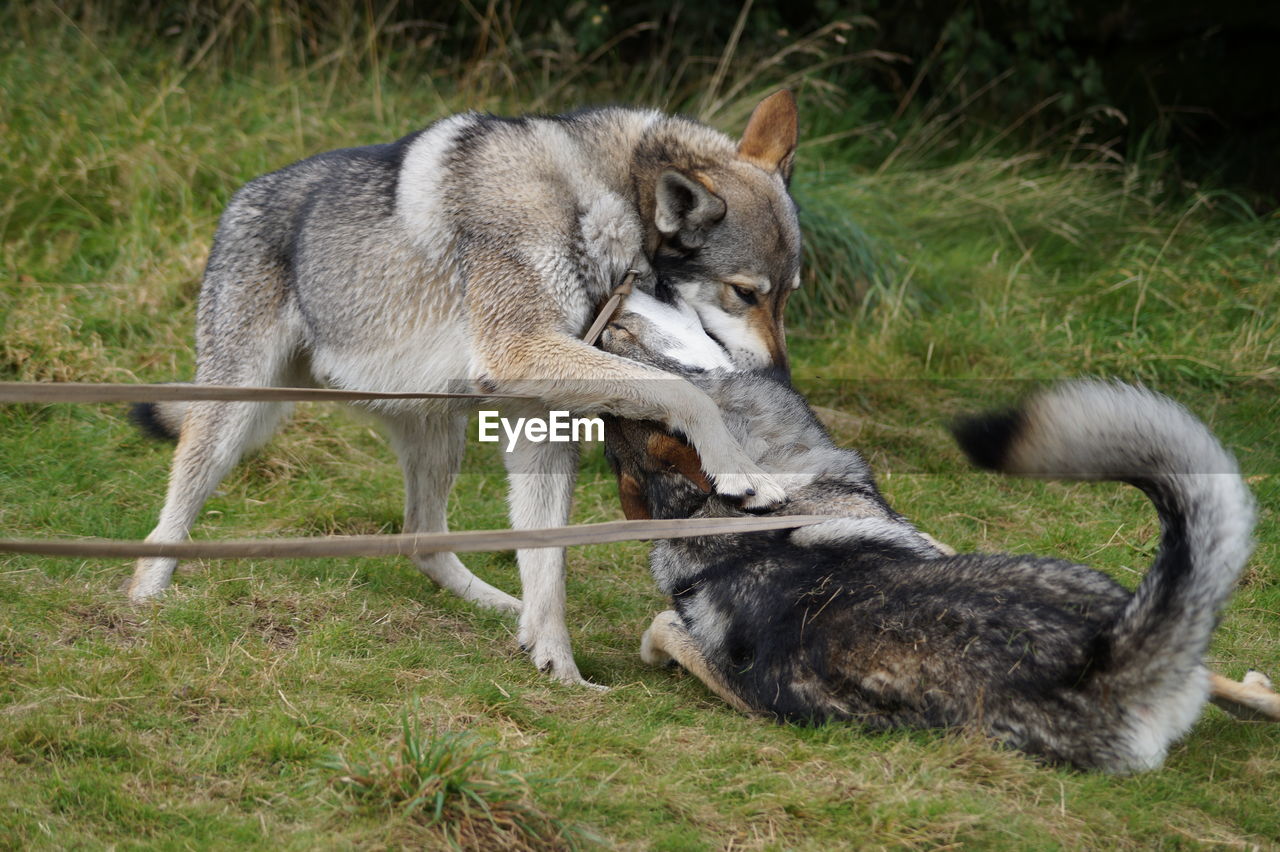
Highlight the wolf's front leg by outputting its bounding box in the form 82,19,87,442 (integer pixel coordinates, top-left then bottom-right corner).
501,421,605,689
469,289,785,511
640,610,755,713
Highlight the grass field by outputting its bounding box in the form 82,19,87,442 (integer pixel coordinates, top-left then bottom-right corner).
2,8,1279,849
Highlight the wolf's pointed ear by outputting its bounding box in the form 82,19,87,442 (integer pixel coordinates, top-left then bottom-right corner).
618,473,652,520
738,90,798,181
655,168,726,250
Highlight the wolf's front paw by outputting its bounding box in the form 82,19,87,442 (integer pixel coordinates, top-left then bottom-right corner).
518,628,608,692
709,470,787,510
640,610,684,667
639,626,673,667
599,322,642,358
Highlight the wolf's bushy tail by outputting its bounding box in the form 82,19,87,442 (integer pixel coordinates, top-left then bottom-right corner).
952,380,1255,702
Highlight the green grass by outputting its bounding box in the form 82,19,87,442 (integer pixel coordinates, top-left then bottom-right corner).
2,7,1279,849
321,713,591,850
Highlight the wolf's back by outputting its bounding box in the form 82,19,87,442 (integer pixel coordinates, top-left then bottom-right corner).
953,381,1255,735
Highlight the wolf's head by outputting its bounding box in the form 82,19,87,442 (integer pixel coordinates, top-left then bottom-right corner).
604,412,717,522
598,290,739,521
636,91,801,377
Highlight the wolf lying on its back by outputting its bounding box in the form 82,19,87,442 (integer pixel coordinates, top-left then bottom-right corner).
601,291,1277,772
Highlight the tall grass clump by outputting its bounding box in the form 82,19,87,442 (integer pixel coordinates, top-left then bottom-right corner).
323,715,589,850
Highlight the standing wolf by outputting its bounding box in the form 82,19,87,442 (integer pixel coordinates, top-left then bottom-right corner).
130,92,802,686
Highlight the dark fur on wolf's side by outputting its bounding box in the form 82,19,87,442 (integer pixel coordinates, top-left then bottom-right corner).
601,317,1258,773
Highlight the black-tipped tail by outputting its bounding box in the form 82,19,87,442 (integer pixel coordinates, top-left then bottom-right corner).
128,402,179,442
950,407,1025,472
952,381,1255,765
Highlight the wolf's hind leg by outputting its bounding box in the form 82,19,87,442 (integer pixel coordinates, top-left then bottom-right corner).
130,226,308,602
129,396,293,601
1210,670,1280,721
382,410,521,614
640,610,755,714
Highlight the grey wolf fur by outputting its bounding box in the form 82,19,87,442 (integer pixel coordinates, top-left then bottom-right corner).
600,298,1273,772
129,92,803,687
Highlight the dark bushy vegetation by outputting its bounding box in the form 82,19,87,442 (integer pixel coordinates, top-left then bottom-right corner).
22,1,1279,202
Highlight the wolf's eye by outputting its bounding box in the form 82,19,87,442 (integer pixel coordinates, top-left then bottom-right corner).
728,283,757,305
